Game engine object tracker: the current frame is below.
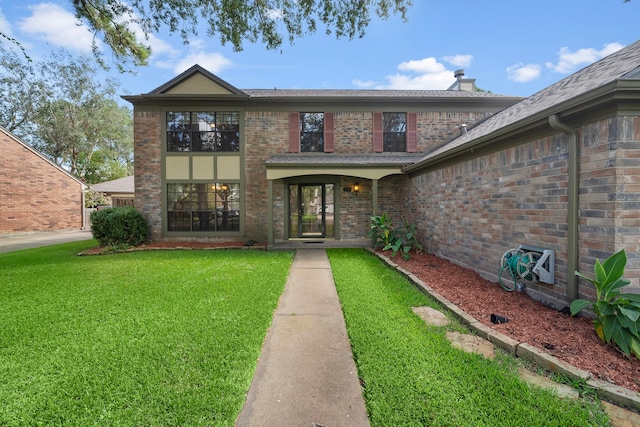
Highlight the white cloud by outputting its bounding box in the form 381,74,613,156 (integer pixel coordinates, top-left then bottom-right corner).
442,54,473,68
352,79,378,89
397,57,447,74
17,3,96,53
155,40,233,74
0,8,13,38
545,42,625,73
506,63,541,83
359,56,459,90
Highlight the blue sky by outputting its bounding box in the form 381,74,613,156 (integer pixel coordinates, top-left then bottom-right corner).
1,0,639,99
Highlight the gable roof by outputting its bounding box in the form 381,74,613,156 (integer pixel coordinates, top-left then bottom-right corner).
0,126,86,187
123,65,522,107
147,64,249,97
91,175,134,194
404,40,640,174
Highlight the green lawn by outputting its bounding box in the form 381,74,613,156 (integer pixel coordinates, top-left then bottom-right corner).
0,241,294,426
328,249,609,427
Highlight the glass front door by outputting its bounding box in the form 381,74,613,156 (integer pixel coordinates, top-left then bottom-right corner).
289,184,334,238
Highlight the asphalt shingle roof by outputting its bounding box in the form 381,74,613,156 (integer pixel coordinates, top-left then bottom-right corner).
266,154,425,167
409,40,640,168
243,89,512,99
91,176,134,193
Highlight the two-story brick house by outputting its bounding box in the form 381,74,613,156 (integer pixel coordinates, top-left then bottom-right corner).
124,67,519,247
127,39,640,311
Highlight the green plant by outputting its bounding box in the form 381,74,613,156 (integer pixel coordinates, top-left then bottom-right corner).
90,206,148,247
570,249,640,358
369,214,423,260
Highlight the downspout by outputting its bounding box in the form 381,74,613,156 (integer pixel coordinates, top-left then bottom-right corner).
548,114,579,301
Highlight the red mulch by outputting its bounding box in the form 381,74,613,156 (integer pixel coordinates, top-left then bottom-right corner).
383,250,640,393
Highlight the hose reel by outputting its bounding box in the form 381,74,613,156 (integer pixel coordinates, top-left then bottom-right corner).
498,245,555,292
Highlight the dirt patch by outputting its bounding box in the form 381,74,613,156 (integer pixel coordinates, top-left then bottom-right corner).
383,250,640,393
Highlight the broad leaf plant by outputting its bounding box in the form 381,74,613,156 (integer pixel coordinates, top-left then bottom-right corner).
570,250,640,358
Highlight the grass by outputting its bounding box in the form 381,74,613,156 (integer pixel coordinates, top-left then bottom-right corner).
327,249,609,427
0,241,294,426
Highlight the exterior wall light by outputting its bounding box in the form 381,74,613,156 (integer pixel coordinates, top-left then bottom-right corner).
353,183,360,196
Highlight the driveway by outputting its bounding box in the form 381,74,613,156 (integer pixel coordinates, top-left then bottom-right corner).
0,230,93,253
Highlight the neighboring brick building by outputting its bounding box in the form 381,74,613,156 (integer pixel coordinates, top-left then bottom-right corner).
0,127,86,234
125,39,640,309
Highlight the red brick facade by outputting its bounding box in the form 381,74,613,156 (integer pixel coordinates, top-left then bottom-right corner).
405,112,640,308
0,128,84,234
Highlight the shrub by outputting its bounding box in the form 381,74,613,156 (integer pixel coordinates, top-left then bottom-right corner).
570,249,640,358
90,207,148,247
369,214,422,260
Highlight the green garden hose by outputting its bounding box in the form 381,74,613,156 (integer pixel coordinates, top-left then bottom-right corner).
498,250,538,292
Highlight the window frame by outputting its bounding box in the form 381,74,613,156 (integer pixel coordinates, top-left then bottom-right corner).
166,111,240,152
166,182,241,233
299,112,325,153
382,112,407,152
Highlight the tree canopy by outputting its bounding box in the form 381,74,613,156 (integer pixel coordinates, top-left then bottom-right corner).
0,48,133,184
72,0,412,69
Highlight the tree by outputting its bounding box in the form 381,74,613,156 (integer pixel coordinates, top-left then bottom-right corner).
71,0,412,69
0,48,133,184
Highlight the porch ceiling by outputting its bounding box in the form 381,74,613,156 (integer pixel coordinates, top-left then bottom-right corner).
265,154,424,180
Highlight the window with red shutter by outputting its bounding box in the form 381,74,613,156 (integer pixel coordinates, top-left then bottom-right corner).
372,112,383,152
288,112,300,153
324,112,334,152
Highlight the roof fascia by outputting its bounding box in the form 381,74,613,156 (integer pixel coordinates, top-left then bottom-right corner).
149,65,247,95
403,80,636,175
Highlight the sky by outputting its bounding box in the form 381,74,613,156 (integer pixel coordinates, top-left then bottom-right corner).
1,0,639,100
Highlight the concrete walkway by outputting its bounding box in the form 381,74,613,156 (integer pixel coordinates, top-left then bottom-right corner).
236,249,369,427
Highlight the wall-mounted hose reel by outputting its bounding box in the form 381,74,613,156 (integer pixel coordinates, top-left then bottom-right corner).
498,245,555,292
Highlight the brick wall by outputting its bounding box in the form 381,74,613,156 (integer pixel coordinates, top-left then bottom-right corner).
245,111,290,241
133,106,505,242
404,112,640,309
132,110,163,240
0,130,83,234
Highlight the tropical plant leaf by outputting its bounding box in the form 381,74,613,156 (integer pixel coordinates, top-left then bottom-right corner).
619,306,640,323
594,300,615,316
629,336,640,359
616,313,639,337
601,249,627,284
601,277,632,300
570,299,592,316
575,270,595,285
612,326,631,356
602,315,620,343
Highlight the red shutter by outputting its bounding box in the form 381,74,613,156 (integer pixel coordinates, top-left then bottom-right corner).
407,112,417,152
372,112,383,152
288,112,300,153
324,112,334,152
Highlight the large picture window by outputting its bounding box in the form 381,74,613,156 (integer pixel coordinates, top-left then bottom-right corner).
383,112,407,152
167,111,239,152
300,112,324,152
167,183,240,232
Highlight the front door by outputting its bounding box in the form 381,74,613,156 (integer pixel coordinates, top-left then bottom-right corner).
289,184,334,238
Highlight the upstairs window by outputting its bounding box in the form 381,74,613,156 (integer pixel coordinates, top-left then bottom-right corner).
373,112,417,153
289,112,334,153
383,112,406,152
300,112,324,152
167,111,239,152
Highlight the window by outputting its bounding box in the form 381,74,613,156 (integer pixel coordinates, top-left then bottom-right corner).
383,112,407,152
300,112,324,152
167,183,240,232
167,111,239,152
